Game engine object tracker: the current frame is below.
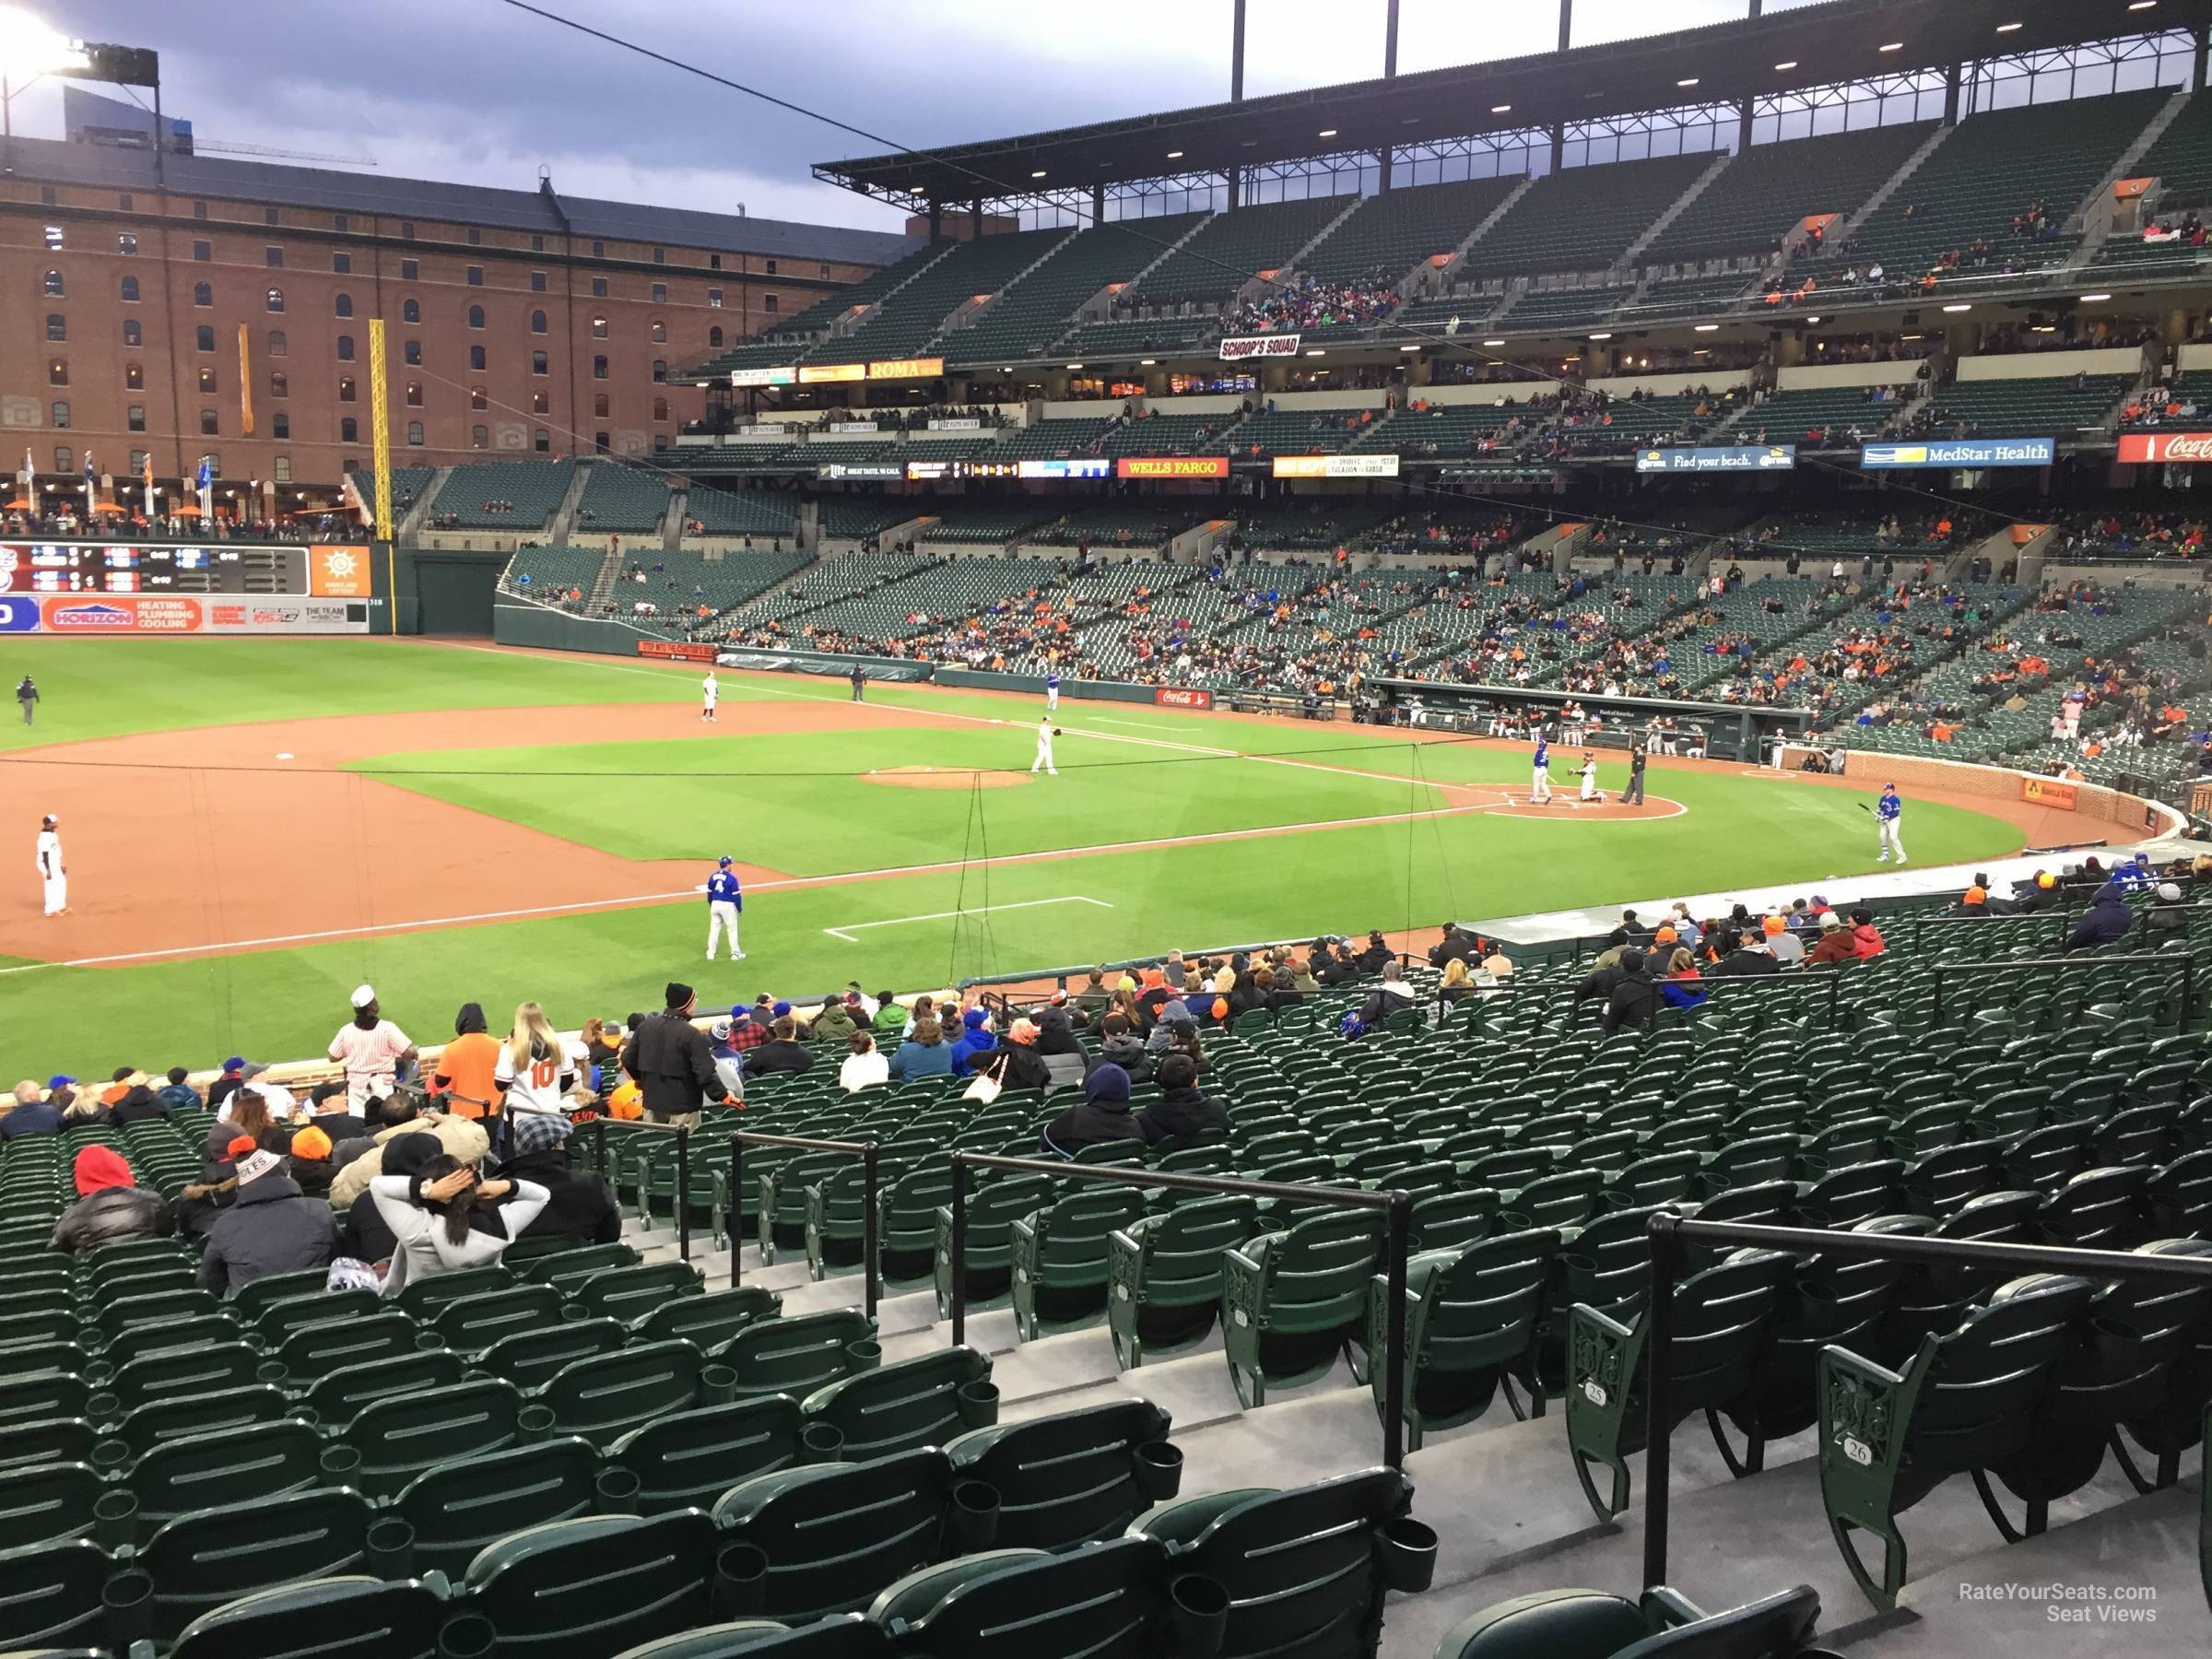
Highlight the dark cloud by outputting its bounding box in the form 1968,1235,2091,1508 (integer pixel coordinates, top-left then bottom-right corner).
25,1,1773,227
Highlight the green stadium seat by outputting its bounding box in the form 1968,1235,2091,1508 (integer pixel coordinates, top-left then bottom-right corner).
718,1309,878,1403
569,1262,704,1324
477,1318,627,1394
712,1449,988,1623
1130,1468,1430,1655
1430,1583,1827,1659
1818,1274,2097,1609
1009,1188,1147,1340
339,1378,528,1499
1222,1208,1386,1406
799,1347,994,1463
139,1488,379,1643
1106,1194,1259,1368
1376,1230,1559,1453
945,1399,1180,1551
0,1536,113,1650
0,1459,101,1550
302,1351,467,1432
162,1575,450,1659
462,1512,722,1655
540,1340,714,1451
431,1285,569,1356
629,1286,781,1351
610,1395,808,1514
128,1418,324,1541
394,1435,600,1580
1567,1249,1795,1521
862,1535,1202,1658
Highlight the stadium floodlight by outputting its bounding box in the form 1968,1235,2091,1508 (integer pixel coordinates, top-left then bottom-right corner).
2081,292,2112,302
1305,348,1325,356
1878,41,1903,51
1139,358,1156,365
1030,171,1046,179
1805,315,1822,324
1491,103,1512,113
1589,332,1613,341
1774,61,1797,71
1942,302,1971,312
1167,149,1183,159
1318,128,1336,138
0,7,89,76
1065,362,1083,370
1694,324,1720,332
1677,77,1699,88
1482,337,1504,347
2130,1,2159,10
1995,21,2022,31
1399,345,1421,352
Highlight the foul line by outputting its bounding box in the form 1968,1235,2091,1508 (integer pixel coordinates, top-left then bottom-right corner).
0,800,1492,976
822,895,1112,943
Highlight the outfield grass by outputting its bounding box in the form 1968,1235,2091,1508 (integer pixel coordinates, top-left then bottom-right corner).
0,636,2030,1079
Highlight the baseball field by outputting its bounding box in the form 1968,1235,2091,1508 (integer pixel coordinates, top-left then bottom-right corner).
0,636,2068,1080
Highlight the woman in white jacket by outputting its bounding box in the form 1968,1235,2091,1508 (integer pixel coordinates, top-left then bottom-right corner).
369,1155,549,1297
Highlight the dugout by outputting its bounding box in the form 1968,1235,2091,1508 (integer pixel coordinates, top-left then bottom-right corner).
1370,678,1812,764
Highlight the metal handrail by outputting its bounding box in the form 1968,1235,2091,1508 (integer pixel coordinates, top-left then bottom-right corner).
586,1117,696,1264
727,1131,881,1318
1929,949,2198,1025
947,1150,1416,1469
1637,1212,2212,1592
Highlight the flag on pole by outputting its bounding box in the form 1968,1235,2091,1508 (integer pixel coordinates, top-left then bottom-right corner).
195,456,214,523
142,453,156,520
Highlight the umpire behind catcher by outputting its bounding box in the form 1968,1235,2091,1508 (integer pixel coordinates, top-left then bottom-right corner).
621,982,737,1127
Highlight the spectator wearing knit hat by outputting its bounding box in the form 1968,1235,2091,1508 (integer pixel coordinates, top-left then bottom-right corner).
1764,915,1806,967
948,1008,999,1077
51,1146,172,1253
621,982,736,1126
196,1141,336,1297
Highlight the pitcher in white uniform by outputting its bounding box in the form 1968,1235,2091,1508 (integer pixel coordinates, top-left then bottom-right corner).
701,671,719,724
36,814,65,917
1031,718,1059,776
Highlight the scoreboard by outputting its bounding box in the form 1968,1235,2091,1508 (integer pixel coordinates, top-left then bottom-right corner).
0,543,311,595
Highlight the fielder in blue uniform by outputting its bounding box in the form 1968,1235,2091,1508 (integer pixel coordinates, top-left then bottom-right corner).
1876,783,1905,865
706,855,745,960
1530,734,1554,804
1045,670,1061,713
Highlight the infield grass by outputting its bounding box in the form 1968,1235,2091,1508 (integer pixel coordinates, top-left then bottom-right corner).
0,635,2030,1078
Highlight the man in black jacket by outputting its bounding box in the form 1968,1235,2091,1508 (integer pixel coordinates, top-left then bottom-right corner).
1428,925,1476,971
1708,931,1782,978
622,982,735,1125
195,1142,335,1297
1135,1053,1230,1145
499,1112,620,1245
1599,948,1661,1036
1087,1013,1152,1084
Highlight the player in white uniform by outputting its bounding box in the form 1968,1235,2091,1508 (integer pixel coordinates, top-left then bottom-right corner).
700,671,718,724
36,814,65,917
1030,717,1059,776
1578,753,1604,803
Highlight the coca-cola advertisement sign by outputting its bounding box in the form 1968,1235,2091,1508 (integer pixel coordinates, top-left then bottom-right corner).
1155,687,1213,709
2119,431,2212,464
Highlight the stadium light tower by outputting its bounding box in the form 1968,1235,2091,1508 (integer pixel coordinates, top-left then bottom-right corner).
0,6,90,144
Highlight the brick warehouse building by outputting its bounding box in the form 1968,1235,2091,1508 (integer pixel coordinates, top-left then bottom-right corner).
0,133,917,499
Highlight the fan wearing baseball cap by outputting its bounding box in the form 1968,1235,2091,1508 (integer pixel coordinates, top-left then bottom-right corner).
196,1135,337,1298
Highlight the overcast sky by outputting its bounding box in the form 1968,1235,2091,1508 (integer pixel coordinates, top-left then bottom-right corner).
18,0,1826,229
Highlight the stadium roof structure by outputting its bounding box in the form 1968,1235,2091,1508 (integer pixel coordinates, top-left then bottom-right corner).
816,0,2212,210
2,135,918,269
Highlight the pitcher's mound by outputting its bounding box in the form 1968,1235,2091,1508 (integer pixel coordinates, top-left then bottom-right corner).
863,765,1034,791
